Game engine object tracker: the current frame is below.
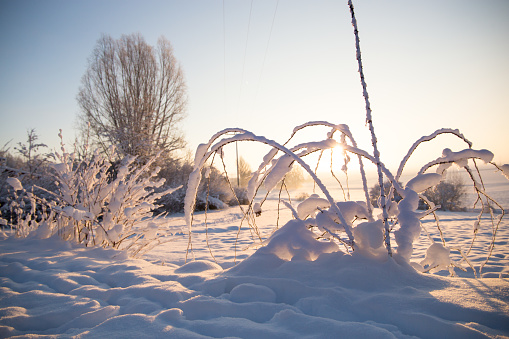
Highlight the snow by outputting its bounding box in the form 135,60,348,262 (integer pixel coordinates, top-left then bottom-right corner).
263,154,294,192
394,189,423,262
1,198,509,338
406,173,443,193
296,194,330,219
420,148,494,175
420,243,452,274
5,178,23,192
501,164,509,181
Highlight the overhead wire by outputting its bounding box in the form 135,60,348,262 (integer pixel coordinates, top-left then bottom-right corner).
236,0,254,186
252,0,279,114
237,0,254,115
223,0,278,185
223,0,227,115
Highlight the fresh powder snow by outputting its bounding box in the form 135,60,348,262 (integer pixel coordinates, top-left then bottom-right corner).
1,197,508,338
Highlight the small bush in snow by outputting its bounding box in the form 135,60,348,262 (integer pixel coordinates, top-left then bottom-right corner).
14,128,54,180
295,192,310,202
420,173,466,211
153,156,236,214
369,180,402,208
184,124,508,276
0,131,56,221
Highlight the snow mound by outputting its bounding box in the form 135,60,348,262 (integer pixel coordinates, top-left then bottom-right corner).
175,260,223,274
420,242,452,274
255,219,339,261
229,283,277,303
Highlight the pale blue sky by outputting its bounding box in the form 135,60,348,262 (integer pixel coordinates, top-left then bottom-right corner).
1,0,508,175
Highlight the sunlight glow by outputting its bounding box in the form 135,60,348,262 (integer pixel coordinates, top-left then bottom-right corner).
310,144,347,175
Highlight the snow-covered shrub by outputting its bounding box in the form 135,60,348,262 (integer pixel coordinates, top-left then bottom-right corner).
295,192,310,202
14,128,54,180
5,132,181,257
229,186,249,206
369,180,402,208
420,172,466,211
184,124,508,276
0,132,57,222
184,1,507,276
154,155,235,214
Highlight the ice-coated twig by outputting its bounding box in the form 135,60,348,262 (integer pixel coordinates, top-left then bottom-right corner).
216,152,259,264
330,149,348,202
461,165,505,275
396,128,472,181
418,194,445,245
348,0,390,254
282,200,299,220
418,148,493,175
451,246,477,278
342,145,405,197
204,153,219,265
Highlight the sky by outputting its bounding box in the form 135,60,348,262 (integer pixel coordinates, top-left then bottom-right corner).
1,0,508,178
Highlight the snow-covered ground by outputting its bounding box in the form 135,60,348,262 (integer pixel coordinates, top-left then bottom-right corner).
1,193,508,338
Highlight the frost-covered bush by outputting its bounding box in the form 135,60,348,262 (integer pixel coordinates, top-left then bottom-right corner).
420,173,466,211
229,186,249,206
184,124,508,276
4,133,181,257
369,180,402,208
0,132,57,223
14,128,54,180
154,157,234,214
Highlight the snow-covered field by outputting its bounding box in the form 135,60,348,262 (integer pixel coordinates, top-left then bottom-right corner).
1,193,508,338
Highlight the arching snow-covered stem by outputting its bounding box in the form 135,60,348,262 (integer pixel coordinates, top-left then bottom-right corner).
342,145,405,197
418,148,493,175
284,121,373,220
185,131,355,246
396,128,472,181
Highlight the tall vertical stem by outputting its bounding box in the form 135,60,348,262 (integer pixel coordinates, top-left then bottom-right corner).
348,0,392,256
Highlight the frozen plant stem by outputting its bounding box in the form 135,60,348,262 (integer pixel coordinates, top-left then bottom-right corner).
348,0,392,256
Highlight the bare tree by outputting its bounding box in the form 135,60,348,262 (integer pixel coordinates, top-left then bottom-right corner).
238,156,252,187
278,165,305,190
77,33,187,160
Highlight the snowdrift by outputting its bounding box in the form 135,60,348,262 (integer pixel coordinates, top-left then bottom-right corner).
1,209,508,338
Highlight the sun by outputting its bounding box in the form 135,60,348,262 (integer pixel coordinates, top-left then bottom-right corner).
306,143,348,175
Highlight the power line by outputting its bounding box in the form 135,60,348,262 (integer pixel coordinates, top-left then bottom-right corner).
252,0,279,114
222,0,227,115
237,0,254,116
